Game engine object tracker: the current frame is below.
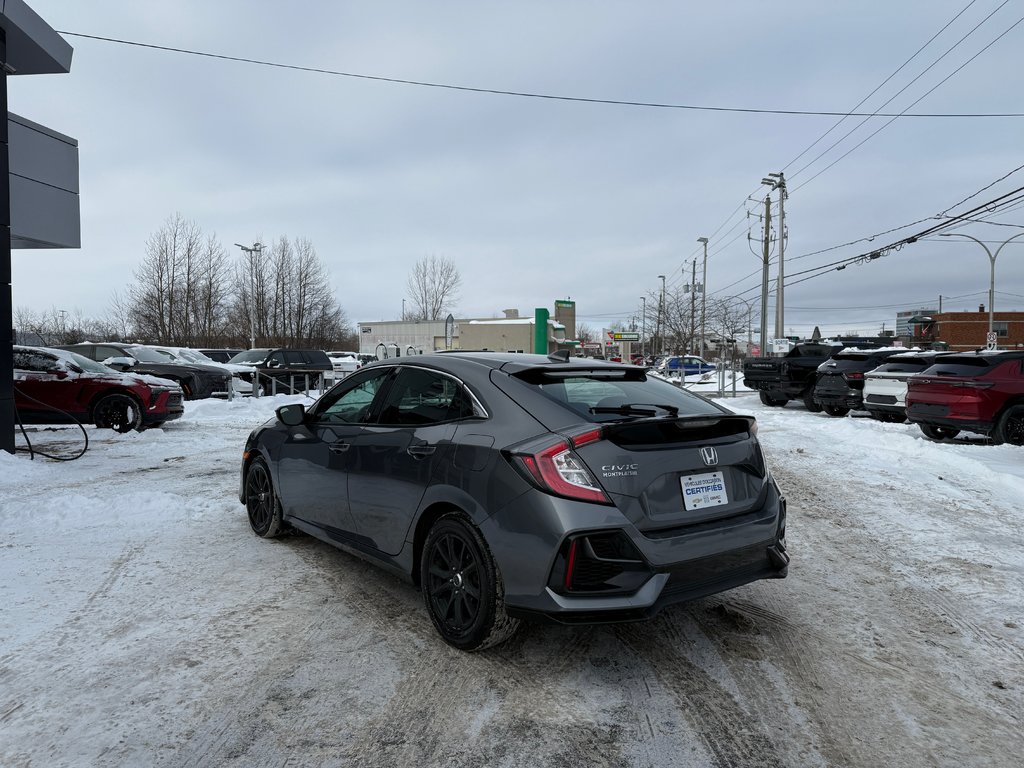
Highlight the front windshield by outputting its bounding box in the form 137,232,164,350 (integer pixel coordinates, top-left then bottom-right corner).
229,349,272,364
125,345,175,363
64,350,117,374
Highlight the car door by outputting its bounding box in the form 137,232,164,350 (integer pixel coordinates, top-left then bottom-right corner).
344,366,464,555
275,367,393,542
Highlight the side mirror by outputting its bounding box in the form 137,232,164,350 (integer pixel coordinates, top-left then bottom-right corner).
276,403,306,427
103,356,136,370
267,359,281,368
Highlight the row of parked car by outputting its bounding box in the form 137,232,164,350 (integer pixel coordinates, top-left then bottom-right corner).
11,342,369,433
748,345,1024,446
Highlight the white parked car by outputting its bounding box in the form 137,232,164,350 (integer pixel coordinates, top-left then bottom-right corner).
326,351,362,382
149,346,254,397
863,350,949,423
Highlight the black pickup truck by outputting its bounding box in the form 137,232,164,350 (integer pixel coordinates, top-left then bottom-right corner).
743,342,853,411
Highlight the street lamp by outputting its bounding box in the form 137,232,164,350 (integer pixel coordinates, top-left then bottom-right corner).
939,231,1024,341
234,242,263,348
697,237,709,358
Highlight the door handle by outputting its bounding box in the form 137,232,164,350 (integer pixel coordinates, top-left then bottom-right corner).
407,444,436,458
329,441,350,454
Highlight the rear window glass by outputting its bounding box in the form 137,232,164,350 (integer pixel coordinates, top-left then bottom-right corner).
518,370,723,423
871,360,932,373
921,357,998,376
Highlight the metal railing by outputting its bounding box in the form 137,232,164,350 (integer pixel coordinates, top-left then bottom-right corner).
251,369,327,398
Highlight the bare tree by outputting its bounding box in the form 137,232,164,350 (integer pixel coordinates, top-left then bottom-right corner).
406,255,461,321
576,322,595,345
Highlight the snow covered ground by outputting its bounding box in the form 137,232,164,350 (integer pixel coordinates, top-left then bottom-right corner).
1,387,1021,767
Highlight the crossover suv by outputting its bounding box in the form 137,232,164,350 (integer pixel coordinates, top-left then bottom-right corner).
812,348,910,417
13,345,183,431
227,348,332,395
240,352,788,650
58,343,232,400
906,350,1024,443
862,351,949,423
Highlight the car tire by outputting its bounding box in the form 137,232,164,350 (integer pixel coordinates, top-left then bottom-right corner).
421,512,520,651
993,405,1024,446
245,457,286,538
759,391,788,407
802,388,823,413
92,393,143,433
919,423,960,441
822,404,850,417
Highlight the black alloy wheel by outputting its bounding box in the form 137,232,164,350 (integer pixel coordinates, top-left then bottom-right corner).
994,405,1024,446
822,404,850,417
245,457,285,537
421,513,519,651
919,423,960,441
759,391,788,407
802,388,823,413
92,393,143,433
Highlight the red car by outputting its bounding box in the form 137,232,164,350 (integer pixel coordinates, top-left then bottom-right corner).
13,345,184,432
905,350,1024,444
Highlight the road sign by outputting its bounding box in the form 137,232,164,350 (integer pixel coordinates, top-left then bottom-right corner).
986,331,997,350
612,332,640,341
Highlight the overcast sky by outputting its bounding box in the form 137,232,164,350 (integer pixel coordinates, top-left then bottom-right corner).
10,1,1024,339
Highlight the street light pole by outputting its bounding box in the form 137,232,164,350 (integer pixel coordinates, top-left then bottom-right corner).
697,237,708,358
939,231,1024,341
234,242,263,348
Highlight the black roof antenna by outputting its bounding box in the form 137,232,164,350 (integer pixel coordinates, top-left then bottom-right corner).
547,350,571,363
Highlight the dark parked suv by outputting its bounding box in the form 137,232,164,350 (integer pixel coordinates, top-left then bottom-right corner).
13,345,183,431
906,350,1024,443
240,352,788,650
58,343,231,400
812,348,910,417
228,348,332,395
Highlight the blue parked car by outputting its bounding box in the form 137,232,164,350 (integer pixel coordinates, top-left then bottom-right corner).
659,356,716,376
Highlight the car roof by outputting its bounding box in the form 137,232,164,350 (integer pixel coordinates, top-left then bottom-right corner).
367,351,636,376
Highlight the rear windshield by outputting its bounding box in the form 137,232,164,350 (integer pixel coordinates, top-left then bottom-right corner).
871,359,932,374
517,369,723,423
920,357,998,376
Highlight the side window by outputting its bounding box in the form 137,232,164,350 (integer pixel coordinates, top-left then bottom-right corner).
378,368,466,426
284,350,305,366
314,370,391,424
13,350,61,373
95,346,124,361
268,351,287,367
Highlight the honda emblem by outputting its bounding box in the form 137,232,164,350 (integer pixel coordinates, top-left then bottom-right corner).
699,446,719,466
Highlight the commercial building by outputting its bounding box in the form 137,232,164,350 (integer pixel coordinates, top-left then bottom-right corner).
357,302,581,358
929,310,1024,350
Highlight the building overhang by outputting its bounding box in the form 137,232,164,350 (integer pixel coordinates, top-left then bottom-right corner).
0,0,73,74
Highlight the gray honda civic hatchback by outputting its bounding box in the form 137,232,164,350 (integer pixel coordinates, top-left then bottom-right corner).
240,352,788,650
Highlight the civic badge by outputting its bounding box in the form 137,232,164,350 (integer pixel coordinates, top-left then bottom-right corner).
699,446,719,466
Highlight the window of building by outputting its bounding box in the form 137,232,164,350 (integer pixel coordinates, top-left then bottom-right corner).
993,321,1009,337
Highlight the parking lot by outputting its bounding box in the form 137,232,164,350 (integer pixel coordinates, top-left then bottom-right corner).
1,394,1021,767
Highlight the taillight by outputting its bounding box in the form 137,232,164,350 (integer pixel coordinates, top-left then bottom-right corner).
509,437,611,504
845,371,865,380
950,380,994,389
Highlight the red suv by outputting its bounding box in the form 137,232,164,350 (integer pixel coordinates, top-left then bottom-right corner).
905,350,1024,444
13,345,184,432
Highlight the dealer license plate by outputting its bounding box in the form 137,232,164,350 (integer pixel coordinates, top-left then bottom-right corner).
680,471,728,511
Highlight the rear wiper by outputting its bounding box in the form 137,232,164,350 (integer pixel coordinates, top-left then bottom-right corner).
590,403,679,417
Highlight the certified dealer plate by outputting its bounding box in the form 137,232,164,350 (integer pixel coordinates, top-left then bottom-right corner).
681,471,728,511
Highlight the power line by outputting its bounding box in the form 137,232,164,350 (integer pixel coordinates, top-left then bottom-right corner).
59,30,1024,118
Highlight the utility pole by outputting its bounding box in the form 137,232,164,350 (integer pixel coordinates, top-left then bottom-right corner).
760,194,771,358
689,260,696,354
773,173,786,342
658,275,666,356
640,296,646,360
697,237,709,358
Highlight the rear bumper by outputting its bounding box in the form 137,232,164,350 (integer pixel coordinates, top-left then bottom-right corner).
483,481,788,623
